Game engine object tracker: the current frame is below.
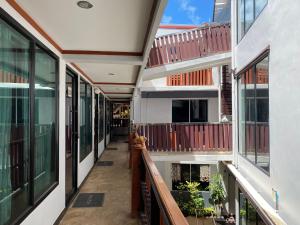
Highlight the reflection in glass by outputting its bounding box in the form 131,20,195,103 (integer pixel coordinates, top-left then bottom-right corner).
255,56,269,171
255,0,268,17
34,46,57,199
245,0,254,31
80,80,92,161
190,100,208,122
98,94,104,142
237,54,269,172
0,18,30,225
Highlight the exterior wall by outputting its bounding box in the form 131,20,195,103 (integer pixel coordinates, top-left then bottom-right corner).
0,2,103,224
139,97,219,123
232,0,300,224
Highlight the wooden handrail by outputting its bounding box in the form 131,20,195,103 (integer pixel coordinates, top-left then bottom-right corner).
142,148,189,225
131,136,188,225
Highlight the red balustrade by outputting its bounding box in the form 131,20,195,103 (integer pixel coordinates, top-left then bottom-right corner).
135,123,232,152
147,23,231,68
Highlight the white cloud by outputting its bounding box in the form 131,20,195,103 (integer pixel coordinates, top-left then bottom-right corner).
161,15,173,24
178,0,201,24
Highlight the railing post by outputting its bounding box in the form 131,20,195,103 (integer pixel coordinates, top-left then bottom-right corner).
131,137,146,218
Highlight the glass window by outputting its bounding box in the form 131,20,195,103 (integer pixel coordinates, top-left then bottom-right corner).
190,100,208,122
239,190,267,225
245,0,254,31
245,68,256,164
105,99,110,135
171,163,210,190
34,46,58,199
237,54,270,172
80,80,92,161
0,15,58,225
237,0,245,41
172,100,189,122
98,94,104,142
255,56,269,171
0,18,30,225
237,0,268,41
255,0,268,18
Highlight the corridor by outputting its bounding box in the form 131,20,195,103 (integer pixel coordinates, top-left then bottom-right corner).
59,141,138,225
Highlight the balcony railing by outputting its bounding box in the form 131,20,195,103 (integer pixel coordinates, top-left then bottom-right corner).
167,68,213,86
135,123,232,152
147,23,231,68
130,136,189,225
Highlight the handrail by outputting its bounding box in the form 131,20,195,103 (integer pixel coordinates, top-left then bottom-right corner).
130,135,188,225
142,148,189,225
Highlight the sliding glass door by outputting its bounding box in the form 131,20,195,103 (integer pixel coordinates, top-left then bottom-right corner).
0,12,59,225
0,17,31,225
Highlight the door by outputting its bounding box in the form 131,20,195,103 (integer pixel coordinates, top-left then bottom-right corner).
94,93,99,162
65,69,78,205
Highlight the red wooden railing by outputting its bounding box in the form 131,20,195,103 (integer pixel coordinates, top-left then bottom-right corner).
135,123,232,152
130,137,188,225
147,23,231,68
167,68,213,86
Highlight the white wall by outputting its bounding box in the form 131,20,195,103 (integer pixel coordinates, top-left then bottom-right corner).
232,0,300,224
0,2,101,224
138,97,219,123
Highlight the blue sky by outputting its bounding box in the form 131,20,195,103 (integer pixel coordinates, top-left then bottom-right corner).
161,0,214,25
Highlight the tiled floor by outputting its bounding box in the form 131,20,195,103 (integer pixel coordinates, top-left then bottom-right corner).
59,141,138,225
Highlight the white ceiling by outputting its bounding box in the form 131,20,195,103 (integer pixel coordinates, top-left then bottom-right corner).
17,0,154,52
77,63,139,83
13,0,163,99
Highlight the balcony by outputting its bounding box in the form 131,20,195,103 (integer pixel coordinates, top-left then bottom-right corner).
134,123,232,152
146,23,231,68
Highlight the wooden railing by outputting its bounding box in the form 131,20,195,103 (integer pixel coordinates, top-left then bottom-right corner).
147,23,231,68
130,136,189,225
167,68,213,86
135,123,232,152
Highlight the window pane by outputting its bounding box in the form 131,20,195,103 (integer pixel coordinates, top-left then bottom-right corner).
245,68,256,164
98,94,104,142
247,201,257,225
190,100,208,122
106,99,110,135
255,56,269,171
237,0,245,41
34,46,57,199
239,192,247,225
255,0,267,18
80,80,92,161
238,76,246,156
172,100,189,122
245,0,254,31
0,18,30,225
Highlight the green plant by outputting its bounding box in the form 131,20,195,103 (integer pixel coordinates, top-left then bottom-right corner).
201,207,215,217
208,174,226,205
176,181,204,216
208,174,226,217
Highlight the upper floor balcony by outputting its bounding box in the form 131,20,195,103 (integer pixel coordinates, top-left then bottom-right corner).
146,23,231,69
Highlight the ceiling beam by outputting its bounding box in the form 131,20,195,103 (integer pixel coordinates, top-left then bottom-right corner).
134,0,168,95
95,82,135,88
63,53,143,65
142,52,232,81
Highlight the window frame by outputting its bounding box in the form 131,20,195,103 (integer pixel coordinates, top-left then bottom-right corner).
0,8,59,225
236,48,270,175
171,99,208,123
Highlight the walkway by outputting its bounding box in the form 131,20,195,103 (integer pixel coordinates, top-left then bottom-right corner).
60,141,138,225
